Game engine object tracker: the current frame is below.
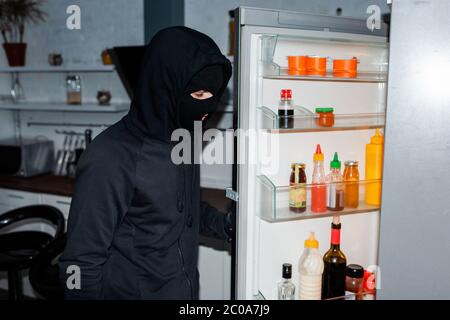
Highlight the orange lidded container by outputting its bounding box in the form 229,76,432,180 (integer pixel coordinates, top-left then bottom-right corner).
287,56,307,75
306,56,327,76
315,107,335,127
333,57,358,78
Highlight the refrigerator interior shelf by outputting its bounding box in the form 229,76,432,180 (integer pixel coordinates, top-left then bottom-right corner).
256,175,381,222
258,106,385,132
263,67,387,83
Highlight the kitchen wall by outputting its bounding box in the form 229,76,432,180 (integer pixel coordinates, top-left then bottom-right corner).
0,0,145,143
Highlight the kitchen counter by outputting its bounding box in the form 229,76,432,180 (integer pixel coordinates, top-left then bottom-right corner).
0,174,74,197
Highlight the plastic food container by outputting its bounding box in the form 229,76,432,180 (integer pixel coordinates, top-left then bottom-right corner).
315,107,335,127
287,56,307,75
306,56,327,76
333,57,358,78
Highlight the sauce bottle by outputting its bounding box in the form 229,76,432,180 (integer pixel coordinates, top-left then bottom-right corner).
298,232,324,300
365,129,384,206
327,152,344,211
343,160,359,208
278,89,294,129
278,263,296,300
322,216,347,299
311,144,327,213
289,163,307,213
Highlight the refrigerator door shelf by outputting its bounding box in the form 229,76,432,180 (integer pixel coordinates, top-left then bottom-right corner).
256,175,380,222
263,66,387,83
259,106,385,133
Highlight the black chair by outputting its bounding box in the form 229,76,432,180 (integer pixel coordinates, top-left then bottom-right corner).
0,205,65,300
29,233,66,300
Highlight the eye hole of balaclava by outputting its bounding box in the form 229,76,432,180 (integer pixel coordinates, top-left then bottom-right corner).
178,64,224,131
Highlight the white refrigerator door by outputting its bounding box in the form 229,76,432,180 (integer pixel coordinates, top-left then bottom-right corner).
233,7,389,300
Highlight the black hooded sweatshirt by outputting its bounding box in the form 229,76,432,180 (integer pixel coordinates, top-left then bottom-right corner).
59,27,232,300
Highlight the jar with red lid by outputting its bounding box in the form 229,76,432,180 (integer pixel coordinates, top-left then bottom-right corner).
315,107,335,127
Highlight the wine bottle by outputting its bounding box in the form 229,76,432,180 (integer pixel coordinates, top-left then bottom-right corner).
322,216,347,299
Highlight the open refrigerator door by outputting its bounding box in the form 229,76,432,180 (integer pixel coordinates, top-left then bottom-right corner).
232,7,389,300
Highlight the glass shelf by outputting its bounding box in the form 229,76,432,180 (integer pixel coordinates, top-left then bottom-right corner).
256,175,381,222
263,67,387,83
258,106,385,133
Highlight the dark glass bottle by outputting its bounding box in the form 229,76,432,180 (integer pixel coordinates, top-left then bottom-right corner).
322,216,347,299
278,89,294,129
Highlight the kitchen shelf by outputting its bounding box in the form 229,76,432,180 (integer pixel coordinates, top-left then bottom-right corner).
258,106,385,133
0,102,129,113
0,65,115,73
256,175,381,222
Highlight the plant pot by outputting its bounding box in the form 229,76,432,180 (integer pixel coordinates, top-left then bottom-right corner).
3,43,27,66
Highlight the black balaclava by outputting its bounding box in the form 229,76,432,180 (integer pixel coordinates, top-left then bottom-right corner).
126,27,232,143
178,64,225,131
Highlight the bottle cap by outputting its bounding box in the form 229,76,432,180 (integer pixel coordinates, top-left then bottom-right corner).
313,144,324,161
291,163,306,169
370,128,384,144
344,160,358,166
280,89,292,100
304,232,319,249
315,107,334,113
282,263,292,279
346,264,364,278
330,152,341,169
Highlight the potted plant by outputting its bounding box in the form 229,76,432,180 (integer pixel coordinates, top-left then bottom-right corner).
0,0,46,66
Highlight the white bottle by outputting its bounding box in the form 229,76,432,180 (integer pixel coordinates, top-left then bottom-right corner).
298,232,324,300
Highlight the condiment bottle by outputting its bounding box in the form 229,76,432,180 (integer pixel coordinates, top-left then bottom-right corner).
322,216,347,299
311,144,327,213
289,163,307,213
327,152,344,211
365,129,384,206
278,263,296,300
298,232,324,300
345,264,364,300
278,89,294,129
343,160,359,208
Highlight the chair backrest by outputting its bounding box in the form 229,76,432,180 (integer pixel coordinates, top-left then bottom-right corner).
0,205,65,239
29,233,66,300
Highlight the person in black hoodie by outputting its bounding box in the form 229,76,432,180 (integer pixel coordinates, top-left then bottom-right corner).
59,27,233,300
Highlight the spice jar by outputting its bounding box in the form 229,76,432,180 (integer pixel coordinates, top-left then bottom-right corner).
343,161,360,208
315,108,335,127
345,264,364,300
289,163,307,213
66,75,82,105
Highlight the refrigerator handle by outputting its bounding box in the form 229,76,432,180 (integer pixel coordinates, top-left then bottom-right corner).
225,187,239,202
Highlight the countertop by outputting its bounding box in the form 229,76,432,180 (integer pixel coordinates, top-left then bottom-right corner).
0,174,74,197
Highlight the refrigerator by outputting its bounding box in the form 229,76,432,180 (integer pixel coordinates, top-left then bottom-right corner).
229,6,389,300
230,2,450,300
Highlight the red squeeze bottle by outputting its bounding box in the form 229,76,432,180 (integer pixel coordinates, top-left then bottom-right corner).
311,144,327,213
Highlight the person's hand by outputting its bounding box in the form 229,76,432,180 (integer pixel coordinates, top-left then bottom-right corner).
224,211,233,243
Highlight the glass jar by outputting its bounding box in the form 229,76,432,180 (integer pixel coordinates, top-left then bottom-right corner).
66,75,82,105
345,264,364,300
289,163,307,213
315,107,335,127
343,160,360,208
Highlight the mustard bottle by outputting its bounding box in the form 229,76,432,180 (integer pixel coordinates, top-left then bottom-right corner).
365,129,384,206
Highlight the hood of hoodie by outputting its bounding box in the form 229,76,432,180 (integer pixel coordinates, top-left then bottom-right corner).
126,26,232,142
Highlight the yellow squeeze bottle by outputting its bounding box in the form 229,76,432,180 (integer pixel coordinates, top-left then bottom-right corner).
365,129,384,206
